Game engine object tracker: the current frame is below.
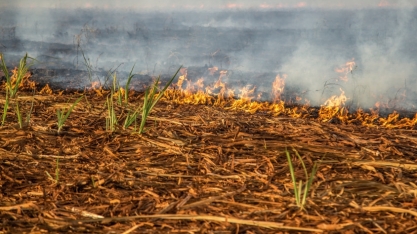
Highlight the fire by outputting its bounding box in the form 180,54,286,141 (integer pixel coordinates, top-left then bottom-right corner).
6,67,36,91
272,74,286,103
39,84,53,95
160,61,416,129
88,81,108,96
319,88,348,122
335,59,355,82
176,67,188,89
228,85,264,114
208,66,218,75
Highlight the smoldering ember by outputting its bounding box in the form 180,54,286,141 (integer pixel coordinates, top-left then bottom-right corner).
1,1,417,233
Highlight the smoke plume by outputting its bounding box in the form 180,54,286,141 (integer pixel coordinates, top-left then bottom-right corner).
1,0,417,110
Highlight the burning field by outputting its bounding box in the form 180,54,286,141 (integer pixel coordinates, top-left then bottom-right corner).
0,53,417,233
2,1,417,233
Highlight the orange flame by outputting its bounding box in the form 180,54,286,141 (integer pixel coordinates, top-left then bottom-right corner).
335,59,355,82
272,74,286,103
160,64,417,129
319,88,348,122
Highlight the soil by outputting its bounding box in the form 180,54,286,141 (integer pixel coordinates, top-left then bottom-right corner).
1,84,417,233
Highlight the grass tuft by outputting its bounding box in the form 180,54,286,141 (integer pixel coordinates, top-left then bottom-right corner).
0,53,36,126
56,96,83,134
285,148,319,210
106,94,117,132
139,66,181,134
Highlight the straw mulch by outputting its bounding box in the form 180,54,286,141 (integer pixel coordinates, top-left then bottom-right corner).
1,90,417,234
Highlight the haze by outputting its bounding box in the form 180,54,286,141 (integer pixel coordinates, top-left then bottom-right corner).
2,0,417,10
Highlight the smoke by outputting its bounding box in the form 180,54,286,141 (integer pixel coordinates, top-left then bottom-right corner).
1,0,417,110
2,0,417,10
280,5,417,109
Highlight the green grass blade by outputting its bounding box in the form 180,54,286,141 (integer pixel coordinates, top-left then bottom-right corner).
106,93,117,132
138,67,181,134
294,149,309,179
15,101,22,128
149,67,181,111
0,53,10,82
57,109,63,125
285,149,299,205
123,106,141,129
11,53,28,97
2,89,9,125
139,88,150,133
55,159,60,182
125,64,136,104
62,96,83,123
298,180,303,207
57,96,83,133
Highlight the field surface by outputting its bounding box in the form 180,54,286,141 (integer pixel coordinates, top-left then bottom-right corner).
1,84,417,233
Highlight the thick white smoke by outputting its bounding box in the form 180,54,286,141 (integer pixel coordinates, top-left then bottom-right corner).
1,0,417,110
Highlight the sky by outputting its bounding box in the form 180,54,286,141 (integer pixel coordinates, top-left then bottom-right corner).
2,0,417,10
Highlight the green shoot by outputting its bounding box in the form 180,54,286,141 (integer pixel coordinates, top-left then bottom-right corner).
8,53,35,98
0,53,36,126
45,159,60,183
106,94,117,132
2,88,9,125
111,72,124,105
138,66,181,134
0,54,10,125
0,53,10,82
123,107,141,130
285,148,319,210
124,64,135,105
56,96,83,134
15,100,22,128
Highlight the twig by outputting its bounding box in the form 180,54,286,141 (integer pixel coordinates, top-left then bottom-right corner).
66,214,323,232
180,185,246,209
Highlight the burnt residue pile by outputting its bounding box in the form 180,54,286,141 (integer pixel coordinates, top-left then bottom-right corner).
1,6,417,111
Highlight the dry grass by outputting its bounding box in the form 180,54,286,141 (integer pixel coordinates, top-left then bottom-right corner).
1,87,417,233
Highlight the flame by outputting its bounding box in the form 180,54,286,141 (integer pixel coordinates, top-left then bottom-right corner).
272,74,286,103
6,67,36,91
228,85,262,114
208,66,218,76
88,81,109,97
176,67,188,89
159,63,417,129
319,88,348,122
335,59,355,82
39,84,53,95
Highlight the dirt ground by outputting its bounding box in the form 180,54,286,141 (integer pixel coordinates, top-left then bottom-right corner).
1,86,417,233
